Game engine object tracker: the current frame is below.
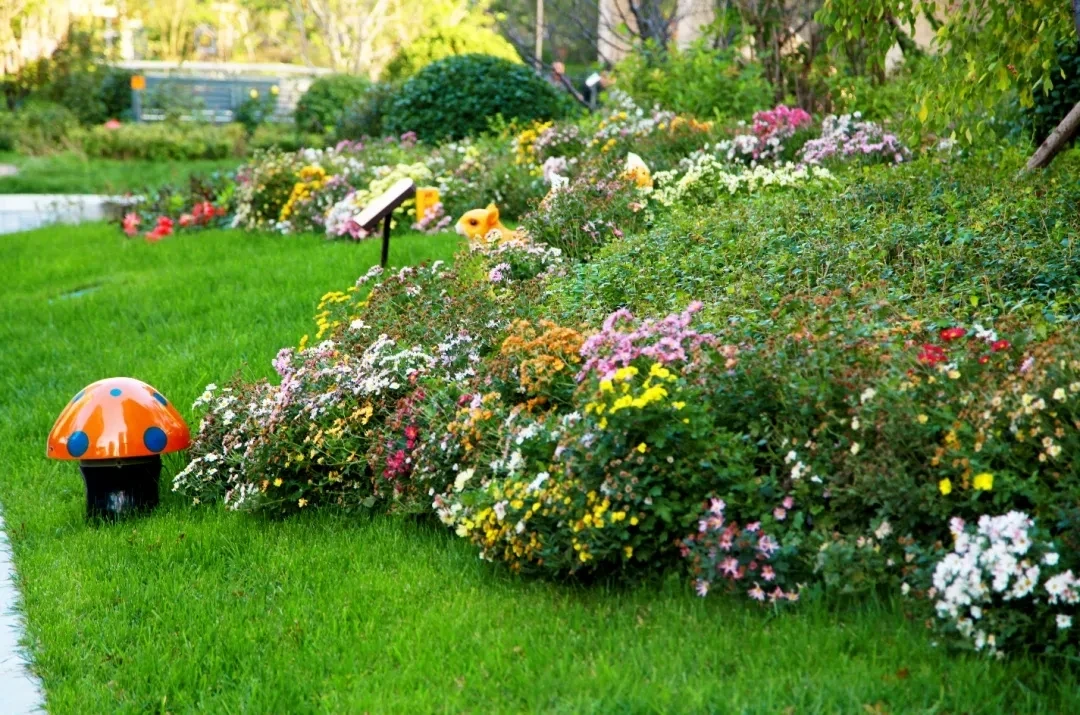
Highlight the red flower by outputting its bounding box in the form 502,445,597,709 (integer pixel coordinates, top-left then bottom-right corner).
991,339,1011,352
179,213,194,228
145,216,174,242
104,119,122,130
978,355,990,364
939,327,966,342
917,343,947,366
122,212,140,237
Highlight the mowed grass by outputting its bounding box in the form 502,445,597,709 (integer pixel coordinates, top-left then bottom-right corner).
1,224,1078,714
0,152,241,194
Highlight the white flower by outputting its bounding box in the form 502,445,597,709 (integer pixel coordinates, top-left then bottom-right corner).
1044,552,1060,566
453,468,475,492
1057,614,1072,630
493,501,507,521
874,520,892,540
526,471,550,493
901,583,911,596
860,388,876,404
1053,388,1067,402
850,442,861,455
784,450,797,464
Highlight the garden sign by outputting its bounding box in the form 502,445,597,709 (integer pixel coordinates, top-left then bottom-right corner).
355,178,416,267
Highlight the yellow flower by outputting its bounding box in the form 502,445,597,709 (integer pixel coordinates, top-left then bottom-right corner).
298,498,308,508
672,401,686,410
917,414,928,424
624,546,633,558
249,88,259,99
611,511,626,522
614,366,639,382
629,516,639,526
599,379,613,393
636,442,647,453
939,478,953,496
649,363,671,380
599,417,608,429
973,473,994,491
273,478,283,487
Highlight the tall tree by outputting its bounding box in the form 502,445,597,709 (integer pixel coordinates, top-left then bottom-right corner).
818,0,1080,169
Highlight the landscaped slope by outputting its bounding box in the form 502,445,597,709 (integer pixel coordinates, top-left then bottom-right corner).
1,223,1079,712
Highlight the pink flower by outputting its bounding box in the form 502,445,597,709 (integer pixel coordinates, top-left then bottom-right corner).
769,587,786,602
104,119,122,130
745,521,761,533
179,213,194,228
773,507,787,521
782,496,794,509
748,583,766,601
762,565,776,582
695,579,709,597
122,212,140,237
709,498,725,516
719,557,740,577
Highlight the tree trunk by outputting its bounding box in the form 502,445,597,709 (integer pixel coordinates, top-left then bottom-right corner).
1025,101,1080,171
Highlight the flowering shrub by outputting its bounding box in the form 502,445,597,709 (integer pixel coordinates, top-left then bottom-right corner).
651,154,834,207
175,336,433,513
519,161,646,258
929,512,1077,658
799,112,907,165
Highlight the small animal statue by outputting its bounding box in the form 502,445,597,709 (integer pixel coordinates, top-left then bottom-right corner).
624,152,653,189
455,203,520,246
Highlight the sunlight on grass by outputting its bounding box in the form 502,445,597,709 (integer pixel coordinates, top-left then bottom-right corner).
0,224,1075,712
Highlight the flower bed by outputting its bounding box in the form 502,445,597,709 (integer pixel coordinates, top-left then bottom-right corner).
122,94,907,247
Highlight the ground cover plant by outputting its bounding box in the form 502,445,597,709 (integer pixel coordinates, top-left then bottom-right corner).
5,223,1080,712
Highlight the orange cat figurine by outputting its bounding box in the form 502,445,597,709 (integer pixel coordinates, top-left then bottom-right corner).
455,203,521,246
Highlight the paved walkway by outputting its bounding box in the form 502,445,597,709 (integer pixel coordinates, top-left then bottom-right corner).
0,514,45,714
0,194,134,235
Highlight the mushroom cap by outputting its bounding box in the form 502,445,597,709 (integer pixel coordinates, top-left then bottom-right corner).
47,377,191,461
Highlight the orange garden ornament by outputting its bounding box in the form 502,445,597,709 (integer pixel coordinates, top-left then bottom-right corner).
47,377,190,518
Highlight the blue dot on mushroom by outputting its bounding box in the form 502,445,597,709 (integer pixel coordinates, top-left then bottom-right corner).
110,388,123,397
144,426,167,453
152,392,168,406
67,430,89,458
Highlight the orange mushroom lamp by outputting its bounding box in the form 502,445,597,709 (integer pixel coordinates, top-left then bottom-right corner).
47,377,190,517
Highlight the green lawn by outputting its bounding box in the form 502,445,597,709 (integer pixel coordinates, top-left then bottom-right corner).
1,224,1078,713
0,152,241,194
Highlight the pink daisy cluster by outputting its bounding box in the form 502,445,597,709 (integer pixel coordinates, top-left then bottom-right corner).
577,302,732,382
682,497,798,604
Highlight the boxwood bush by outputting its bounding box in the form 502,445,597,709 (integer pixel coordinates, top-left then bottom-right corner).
385,54,571,142
295,74,371,134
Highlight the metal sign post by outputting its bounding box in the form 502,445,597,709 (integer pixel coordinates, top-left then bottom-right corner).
354,178,417,268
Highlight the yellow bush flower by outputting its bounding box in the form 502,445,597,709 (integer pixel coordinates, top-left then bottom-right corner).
973,473,994,491
939,478,953,495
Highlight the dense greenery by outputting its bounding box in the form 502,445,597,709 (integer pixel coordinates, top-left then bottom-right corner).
614,42,773,120
294,74,372,135
382,24,521,82
385,54,571,142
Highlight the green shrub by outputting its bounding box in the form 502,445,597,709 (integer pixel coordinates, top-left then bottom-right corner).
385,54,570,142
334,82,396,139
1024,39,1080,145
250,123,324,152
7,101,80,154
234,88,279,135
295,75,371,134
382,27,521,82
79,122,246,161
614,41,773,120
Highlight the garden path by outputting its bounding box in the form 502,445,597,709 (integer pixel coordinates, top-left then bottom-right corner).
0,514,45,714
0,194,132,235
